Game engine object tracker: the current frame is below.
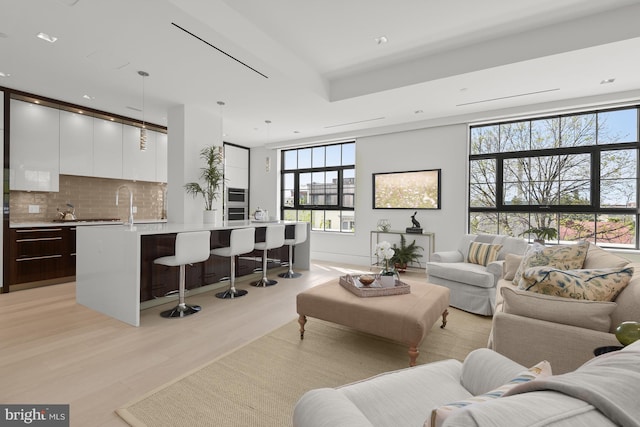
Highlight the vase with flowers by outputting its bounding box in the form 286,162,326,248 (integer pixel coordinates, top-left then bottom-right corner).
375,241,398,288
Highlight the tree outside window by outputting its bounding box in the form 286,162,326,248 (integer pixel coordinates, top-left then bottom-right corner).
469,107,638,248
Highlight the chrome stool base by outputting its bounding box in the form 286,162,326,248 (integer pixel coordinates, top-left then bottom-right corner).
251,278,278,287
160,303,201,318
278,270,302,278
215,288,248,299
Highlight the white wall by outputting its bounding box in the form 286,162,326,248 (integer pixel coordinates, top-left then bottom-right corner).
167,105,223,224
251,123,469,268
249,145,279,219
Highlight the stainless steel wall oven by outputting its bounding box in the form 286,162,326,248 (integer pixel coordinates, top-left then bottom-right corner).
225,187,248,220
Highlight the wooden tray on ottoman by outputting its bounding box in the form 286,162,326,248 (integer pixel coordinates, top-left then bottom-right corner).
339,274,410,297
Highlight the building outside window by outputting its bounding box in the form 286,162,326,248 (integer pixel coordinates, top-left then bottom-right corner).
469,107,639,248
281,141,356,232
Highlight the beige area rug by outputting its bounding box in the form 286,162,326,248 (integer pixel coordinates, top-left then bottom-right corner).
117,308,491,427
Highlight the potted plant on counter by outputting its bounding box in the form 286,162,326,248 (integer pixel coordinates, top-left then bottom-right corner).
391,235,423,272
184,145,225,224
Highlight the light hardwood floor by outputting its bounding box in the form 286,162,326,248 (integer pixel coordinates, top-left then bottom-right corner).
0,261,413,427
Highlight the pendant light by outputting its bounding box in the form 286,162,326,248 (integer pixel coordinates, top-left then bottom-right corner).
138,70,149,151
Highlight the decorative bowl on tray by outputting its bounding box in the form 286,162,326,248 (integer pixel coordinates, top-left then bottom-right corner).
358,275,375,286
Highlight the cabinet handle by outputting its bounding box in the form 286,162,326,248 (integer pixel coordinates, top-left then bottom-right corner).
16,237,63,243
16,254,63,262
16,228,63,232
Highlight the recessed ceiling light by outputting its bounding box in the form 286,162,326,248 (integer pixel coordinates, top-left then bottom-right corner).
36,32,58,43
414,110,424,114
293,131,300,134
375,36,388,45
600,78,616,84
0,71,10,78
82,94,95,100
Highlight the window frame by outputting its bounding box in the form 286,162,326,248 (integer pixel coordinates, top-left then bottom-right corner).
281,141,356,233
469,106,640,248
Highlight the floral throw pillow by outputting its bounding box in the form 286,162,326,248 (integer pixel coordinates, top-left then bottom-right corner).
513,241,589,288
520,266,634,301
426,360,552,427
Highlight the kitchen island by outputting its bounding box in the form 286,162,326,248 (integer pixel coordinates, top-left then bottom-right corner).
76,220,310,326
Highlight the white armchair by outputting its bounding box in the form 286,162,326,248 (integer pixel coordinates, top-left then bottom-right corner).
426,234,528,316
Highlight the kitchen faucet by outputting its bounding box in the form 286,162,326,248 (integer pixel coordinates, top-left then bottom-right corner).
116,185,134,225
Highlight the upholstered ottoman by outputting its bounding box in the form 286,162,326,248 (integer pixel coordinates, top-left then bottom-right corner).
296,278,450,366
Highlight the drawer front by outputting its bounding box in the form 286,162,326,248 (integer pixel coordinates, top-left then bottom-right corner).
15,238,63,259
14,256,65,283
14,228,64,260
10,227,72,285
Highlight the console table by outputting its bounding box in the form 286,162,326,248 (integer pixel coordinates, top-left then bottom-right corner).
370,229,435,271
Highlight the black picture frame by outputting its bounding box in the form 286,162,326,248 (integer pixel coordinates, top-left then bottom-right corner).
372,169,441,209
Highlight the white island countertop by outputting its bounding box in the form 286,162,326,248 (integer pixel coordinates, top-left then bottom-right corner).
75,220,309,326
83,219,291,235
10,218,167,228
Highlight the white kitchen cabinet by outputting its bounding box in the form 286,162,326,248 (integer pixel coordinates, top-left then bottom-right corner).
93,118,123,179
60,110,94,176
224,144,249,189
10,99,60,192
225,165,249,189
155,131,168,182
122,124,156,182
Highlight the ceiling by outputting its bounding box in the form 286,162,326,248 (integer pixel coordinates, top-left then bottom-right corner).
2,0,640,148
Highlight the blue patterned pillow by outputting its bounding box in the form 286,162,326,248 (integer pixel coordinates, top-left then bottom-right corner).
520,266,634,301
514,241,589,287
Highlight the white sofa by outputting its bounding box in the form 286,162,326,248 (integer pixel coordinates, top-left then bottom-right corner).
293,342,640,427
426,234,528,316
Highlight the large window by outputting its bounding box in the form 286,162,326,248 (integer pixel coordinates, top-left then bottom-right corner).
469,107,639,248
281,141,355,232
